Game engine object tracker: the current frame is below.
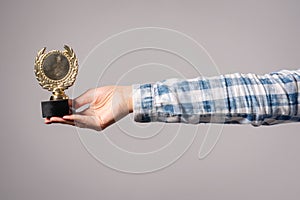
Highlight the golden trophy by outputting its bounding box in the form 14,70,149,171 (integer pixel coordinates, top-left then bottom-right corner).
34,45,78,118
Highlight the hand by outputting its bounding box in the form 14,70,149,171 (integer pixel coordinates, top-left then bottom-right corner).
45,86,133,131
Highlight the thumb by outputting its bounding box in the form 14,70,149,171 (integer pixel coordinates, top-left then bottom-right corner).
73,88,97,109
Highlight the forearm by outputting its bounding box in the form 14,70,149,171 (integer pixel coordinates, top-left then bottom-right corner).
132,69,300,126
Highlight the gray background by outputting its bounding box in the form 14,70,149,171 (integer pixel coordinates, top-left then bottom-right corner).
1,0,300,199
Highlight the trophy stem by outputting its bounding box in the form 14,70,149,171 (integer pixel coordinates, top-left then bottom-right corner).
50,88,68,100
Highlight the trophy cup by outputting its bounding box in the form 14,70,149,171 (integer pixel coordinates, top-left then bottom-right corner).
34,45,78,118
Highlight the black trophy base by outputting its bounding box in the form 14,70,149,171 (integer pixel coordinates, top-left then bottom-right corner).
41,99,69,118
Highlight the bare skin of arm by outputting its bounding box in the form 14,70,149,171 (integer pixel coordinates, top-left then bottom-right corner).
45,86,133,131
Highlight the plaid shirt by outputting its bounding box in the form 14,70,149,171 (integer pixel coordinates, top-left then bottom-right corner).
132,69,300,126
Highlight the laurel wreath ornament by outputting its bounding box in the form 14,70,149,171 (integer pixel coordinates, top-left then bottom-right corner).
34,45,78,92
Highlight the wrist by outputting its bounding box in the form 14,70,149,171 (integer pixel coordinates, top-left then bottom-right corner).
123,86,133,113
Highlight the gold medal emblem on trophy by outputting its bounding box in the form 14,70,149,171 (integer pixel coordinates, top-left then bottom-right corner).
34,45,78,118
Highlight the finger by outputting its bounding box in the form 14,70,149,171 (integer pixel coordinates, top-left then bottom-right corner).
63,114,89,124
73,88,97,109
77,107,94,116
49,117,75,126
50,121,75,126
63,114,102,131
63,114,89,128
68,99,73,107
45,118,52,124
68,99,76,114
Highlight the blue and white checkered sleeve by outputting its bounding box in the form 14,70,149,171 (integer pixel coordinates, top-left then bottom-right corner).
132,69,300,126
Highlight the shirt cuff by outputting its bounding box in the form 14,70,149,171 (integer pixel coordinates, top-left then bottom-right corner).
132,83,157,122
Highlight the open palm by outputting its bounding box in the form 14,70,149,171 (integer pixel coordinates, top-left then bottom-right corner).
45,86,132,131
